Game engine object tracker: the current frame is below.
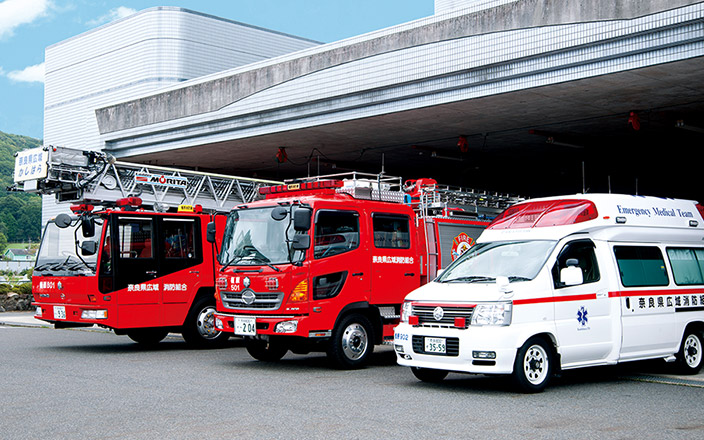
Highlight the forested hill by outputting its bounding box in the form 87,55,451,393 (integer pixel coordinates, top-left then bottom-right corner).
0,131,42,243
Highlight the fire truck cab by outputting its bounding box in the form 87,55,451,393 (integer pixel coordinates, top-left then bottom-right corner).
212,173,518,368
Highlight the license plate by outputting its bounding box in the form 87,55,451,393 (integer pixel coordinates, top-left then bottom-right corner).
234,316,256,336
53,306,66,320
424,337,446,354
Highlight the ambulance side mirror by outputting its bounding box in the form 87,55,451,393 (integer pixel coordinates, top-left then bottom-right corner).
560,258,583,286
294,207,312,231
206,221,216,243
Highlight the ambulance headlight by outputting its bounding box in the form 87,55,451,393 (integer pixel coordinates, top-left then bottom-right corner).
471,302,512,326
274,320,298,333
400,301,412,323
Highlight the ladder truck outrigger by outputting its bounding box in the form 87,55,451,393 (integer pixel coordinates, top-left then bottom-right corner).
210,172,522,368
12,145,279,347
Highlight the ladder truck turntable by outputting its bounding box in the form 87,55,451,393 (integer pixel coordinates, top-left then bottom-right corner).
210,172,521,368
12,145,279,347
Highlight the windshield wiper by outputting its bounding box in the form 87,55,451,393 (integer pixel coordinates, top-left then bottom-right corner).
508,276,531,282
246,255,281,272
441,276,496,283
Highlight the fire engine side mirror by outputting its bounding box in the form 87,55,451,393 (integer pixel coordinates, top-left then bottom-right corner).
81,217,95,238
293,207,312,231
55,213,72,229
291,234,311,250
80,240,98,256
560,258,583,286
206,221,216,243
271,206,288,221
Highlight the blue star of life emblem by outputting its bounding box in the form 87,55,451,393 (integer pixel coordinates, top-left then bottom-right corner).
577,306,588,326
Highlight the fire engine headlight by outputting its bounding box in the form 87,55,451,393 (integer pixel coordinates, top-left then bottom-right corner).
274,320,298,333
81,310,108,320
35,306,42,317
215,317,224,330
471,302,512,326
400,301,412,323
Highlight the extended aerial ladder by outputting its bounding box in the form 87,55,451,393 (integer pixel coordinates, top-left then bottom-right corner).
12,145,280,213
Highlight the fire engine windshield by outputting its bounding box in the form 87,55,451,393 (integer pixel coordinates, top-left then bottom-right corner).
219,207,302,267
34,219,102,276
436,240,556,284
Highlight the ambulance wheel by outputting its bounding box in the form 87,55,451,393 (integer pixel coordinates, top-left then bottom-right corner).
127,328,169,346
245,338,288,362
512,337,554,393
181,296,228,348
327,314,374,369
675,329,703,374
411,367,448,383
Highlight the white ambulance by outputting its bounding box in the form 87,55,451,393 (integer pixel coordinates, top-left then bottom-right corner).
394,194,704,392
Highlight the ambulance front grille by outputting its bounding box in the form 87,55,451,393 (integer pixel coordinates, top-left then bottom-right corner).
222,291,283,310
412,304,474,328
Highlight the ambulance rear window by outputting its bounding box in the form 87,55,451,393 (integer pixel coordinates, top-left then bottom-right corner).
614,246,669,287
488,200,597,229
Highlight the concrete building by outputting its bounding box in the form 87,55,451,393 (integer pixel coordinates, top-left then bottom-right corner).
45,1,704,210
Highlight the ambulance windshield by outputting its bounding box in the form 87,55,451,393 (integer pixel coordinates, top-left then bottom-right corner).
34,219,101,276
436,240,556,283
219,207,302,267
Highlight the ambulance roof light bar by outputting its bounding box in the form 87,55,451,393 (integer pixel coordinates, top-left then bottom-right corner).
487,199,598,230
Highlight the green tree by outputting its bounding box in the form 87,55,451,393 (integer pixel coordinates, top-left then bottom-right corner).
0,231,7,254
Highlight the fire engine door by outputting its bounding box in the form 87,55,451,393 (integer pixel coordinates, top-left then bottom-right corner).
310,210,370,321
114,215,160,305
370,213,419,304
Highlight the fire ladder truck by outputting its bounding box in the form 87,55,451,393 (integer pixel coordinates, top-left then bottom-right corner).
209,172,522,368
12,145,279,347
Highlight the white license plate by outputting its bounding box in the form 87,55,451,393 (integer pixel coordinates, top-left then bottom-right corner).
234,316,256,336
424,337,446,354
53,306,66,320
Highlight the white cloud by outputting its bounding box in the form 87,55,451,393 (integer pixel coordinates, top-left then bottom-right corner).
0,0,52,39
87,6,137,27
7,62,45,83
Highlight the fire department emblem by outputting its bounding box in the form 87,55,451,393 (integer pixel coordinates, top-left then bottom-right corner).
451,233,474,261
243,277,251,288
433,306,444,321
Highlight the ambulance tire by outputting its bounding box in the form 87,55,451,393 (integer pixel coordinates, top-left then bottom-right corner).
327,314,374,369
675,329,703,374
411,367,449,383
127,328,169,346
512,337,554,393
181,296,229,348
245,339,288,362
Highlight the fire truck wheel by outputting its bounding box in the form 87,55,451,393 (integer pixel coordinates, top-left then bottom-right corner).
327,314,374,369
245,339,288,362
411,367,448,383
127,328,169,346
511,337,554,393
182,297,229,348
675,329,703,374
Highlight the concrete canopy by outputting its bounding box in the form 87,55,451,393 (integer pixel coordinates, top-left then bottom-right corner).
96,0,704,201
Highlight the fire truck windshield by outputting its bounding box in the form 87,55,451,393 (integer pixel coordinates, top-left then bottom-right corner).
436,240,557,284
34,219,101,276
219,207,301,268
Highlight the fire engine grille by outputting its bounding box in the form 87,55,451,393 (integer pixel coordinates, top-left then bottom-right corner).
222,291,283,310
412,304,474,327
412,335,460,356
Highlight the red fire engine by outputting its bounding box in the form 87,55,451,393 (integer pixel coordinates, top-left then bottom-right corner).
12,146,278,347
211,173,520,367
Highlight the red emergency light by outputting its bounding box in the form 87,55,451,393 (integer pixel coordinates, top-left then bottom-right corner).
116,197,143,208
259,179,343,195
70,204,94,213
488,199,598,230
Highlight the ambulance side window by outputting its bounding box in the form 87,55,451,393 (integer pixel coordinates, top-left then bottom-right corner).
666,248,704,285
372,214,410,249
552,239,600,288
614,246,669,287
314,210,359,259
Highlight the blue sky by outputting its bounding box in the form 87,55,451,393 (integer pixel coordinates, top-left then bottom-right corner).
0,0,433,140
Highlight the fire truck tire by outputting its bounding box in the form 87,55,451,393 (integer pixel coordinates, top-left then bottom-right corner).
182,297,229,348
674,329,703,374
326,313,374,369
127,328,169,346
245,339,288,362
411,367,449,383
511,337,554,393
